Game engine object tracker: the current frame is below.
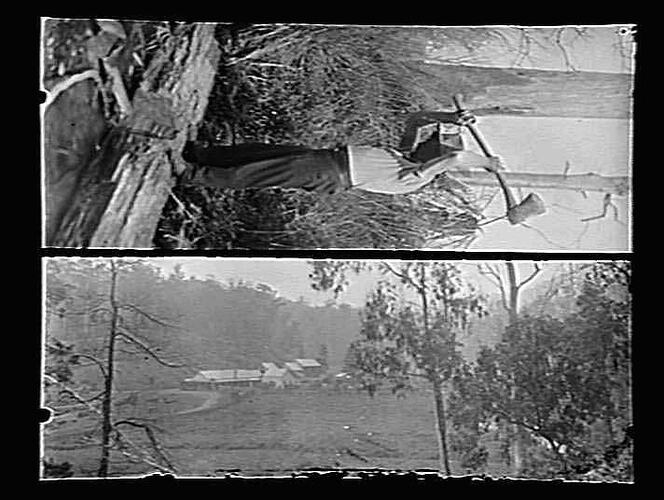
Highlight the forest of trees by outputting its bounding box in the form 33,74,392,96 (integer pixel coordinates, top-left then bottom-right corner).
312,261,632,481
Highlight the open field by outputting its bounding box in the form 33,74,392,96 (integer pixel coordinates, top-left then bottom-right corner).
43,386,509,477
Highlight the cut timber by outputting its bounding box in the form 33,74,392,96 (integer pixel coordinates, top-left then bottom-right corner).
448,170,630,197
48,24,221,248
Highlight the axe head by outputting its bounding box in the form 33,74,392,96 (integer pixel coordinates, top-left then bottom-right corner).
507,193,547,225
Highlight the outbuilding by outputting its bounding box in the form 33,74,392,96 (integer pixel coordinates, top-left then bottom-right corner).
294,358,324,377
260,363,297,388
182,369,262,390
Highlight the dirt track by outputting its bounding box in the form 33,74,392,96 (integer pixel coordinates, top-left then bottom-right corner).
173,390,222,415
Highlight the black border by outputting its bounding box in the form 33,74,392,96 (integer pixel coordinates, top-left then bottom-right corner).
31,10,650,492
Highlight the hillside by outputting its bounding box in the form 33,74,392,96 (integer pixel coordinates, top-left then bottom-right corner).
47,260,542,393
46,260,361,391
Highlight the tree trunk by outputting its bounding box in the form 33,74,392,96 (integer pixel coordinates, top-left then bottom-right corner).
506,262,519,325
48,24,221,248
417,263,452,476
432,377,452,475
98,261,119,478
448,170,629,196
505,261,523,476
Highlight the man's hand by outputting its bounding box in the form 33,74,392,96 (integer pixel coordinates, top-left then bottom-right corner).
397,164,422,180
385,148,424,180
485,155,505,172
455,109,477,126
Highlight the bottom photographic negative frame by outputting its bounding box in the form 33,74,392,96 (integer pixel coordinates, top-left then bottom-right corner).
40,257,633,482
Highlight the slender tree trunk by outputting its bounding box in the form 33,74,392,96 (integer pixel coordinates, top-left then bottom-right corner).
505,261,524,476
506,262,519,325
98,261,119,478
449,170,629,196
418,263,452,475
431,376,452,475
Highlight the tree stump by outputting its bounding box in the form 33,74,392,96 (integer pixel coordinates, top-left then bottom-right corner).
46,24,221,248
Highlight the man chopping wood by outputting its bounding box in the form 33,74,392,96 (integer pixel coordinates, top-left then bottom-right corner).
179,109,503,195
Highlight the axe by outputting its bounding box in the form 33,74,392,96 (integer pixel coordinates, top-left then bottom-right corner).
452,94,546,225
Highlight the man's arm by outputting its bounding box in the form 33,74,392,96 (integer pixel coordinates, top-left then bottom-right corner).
392,149,504,181
445,150,505,172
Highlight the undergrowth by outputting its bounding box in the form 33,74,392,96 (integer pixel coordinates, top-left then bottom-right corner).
155,24,524,249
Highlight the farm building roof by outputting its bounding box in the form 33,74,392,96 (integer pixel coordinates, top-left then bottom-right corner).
197,369,262,382
261,362,279,371
184,373,211,383
262,366,288,377
295,358,322,368
284,362,304,372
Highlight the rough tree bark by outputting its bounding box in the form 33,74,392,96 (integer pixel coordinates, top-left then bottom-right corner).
47,24,221,248
448,170,629,196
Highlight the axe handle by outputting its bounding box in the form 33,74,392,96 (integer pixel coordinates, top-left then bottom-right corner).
452,93,517,211
452,95,494,157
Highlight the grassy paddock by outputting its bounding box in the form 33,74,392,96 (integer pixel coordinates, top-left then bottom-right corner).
44,386,510,477
155,24,524,249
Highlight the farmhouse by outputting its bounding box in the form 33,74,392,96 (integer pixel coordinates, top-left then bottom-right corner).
260,363,297,388
182,369,262,390
260,362,279,373
284,361,305,378
294,358,324,377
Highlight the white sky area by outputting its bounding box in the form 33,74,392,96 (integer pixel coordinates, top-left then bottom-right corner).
148,258,574,308
429,25,636,74
459,116,631,251
431,26,635,250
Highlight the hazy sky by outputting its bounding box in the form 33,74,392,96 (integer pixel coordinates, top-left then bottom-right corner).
460,116,631,252
149,258,567,307
430,25,636,74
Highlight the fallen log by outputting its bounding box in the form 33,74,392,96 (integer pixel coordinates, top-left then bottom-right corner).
448,170,630,197
47,23,221,248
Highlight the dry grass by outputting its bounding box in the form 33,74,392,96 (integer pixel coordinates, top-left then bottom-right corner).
156,24,519,249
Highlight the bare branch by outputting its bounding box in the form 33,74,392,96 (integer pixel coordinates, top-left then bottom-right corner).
113,420,176,472
477,214,507,227
43,375,104,414
43,374,177,475
116,330,185,368
381,262,423,292
111,430,176,475
554,27,577,72
58,387,105,405
562,160,571,177
581,193,624,224
492,406,542,435
117,303,178,329
519,223,572,250
517,263,542,290
478,264,509,312
73,353,109,381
